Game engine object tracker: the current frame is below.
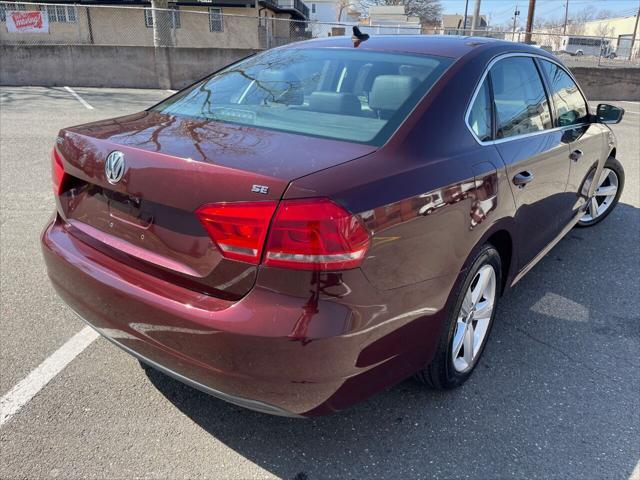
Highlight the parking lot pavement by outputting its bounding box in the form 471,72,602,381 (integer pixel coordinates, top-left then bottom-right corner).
0,87,638,479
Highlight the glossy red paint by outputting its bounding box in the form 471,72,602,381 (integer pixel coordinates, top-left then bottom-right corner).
42,36,615,416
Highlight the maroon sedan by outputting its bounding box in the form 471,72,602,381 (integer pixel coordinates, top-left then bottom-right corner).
42,35,625,416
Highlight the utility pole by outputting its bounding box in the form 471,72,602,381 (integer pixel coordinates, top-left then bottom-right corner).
151,0,172,47
462,0,470,35
470,0,481,36
629,5,640,61
524,0,535,44
151,0,172,89
512,5,520,42
562,0,569,35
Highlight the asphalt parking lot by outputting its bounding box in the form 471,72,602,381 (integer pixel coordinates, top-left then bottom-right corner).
0,86,638,480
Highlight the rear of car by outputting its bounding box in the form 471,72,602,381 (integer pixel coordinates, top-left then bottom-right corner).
42,44,452,416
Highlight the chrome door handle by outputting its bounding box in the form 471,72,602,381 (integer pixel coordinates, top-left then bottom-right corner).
513,171,534,188
570,149,583,162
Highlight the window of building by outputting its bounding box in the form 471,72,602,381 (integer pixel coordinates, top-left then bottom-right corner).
0,3,26,23
311,3,316,13
490,57,552,139
38,5,77,23
468,78,493,142
144,6,181,29
209,7,223,32
539,59,588,127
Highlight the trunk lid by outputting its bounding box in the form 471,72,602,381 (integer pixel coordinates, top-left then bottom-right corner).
56,111,375,299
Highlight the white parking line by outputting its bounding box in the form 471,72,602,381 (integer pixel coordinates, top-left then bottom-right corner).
0,327,99,427
620,101,639,105
166,89,177,94
64,86,94,110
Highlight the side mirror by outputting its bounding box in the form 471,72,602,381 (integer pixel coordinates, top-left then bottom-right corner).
596,103,624,124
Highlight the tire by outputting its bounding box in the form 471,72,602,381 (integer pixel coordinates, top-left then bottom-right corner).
417,244,502,389
576,156,624,228
576,50,584,56
138,359,152,371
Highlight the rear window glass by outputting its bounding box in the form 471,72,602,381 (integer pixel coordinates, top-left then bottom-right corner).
151,48,452,146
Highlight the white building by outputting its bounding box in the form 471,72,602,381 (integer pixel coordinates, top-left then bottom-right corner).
308,0,360,38
363,6,421,34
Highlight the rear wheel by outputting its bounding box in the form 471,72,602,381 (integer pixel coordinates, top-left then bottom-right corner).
577,157,624,227
418,244,501,389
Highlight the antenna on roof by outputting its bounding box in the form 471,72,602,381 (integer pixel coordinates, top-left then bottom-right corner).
352,26,370,47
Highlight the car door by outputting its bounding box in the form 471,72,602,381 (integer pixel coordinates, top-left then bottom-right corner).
537,58,610,220
488,56,573,269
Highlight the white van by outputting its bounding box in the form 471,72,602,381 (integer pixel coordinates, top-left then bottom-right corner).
560,35,616,58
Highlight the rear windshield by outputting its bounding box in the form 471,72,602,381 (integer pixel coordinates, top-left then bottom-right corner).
151,48,452,146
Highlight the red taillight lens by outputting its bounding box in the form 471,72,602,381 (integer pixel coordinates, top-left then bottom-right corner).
196,202,277,264
264,198,370,271
51,148,66,195
196,198,370,270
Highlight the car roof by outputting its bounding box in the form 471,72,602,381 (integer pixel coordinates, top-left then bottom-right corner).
286,35,542,60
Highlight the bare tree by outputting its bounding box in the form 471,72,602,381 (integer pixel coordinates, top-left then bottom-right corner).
358,0,442,25
337,0,356,22
566,7,595,35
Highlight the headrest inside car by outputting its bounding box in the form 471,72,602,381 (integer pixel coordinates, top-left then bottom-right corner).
308,92,362,116
369,75,420,113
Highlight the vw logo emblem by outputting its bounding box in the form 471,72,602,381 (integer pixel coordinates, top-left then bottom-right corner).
105,151,125,184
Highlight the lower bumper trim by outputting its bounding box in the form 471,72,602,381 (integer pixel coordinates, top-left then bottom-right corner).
72,311,303,418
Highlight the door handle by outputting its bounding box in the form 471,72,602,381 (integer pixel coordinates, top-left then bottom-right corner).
513,171,534,188
570,149,583,162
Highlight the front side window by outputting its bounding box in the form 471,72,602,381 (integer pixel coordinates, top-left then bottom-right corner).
539,59,588,127
152,48,452,145
468,78,492,142
490,57,552,139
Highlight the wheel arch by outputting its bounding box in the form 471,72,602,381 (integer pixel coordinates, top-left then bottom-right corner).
461,219,518,296
486,229,513,295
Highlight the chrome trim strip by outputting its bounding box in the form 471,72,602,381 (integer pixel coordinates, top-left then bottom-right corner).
464,52,591,147
71,310,303,418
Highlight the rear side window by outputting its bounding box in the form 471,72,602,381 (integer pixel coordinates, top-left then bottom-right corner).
490,57,552,139
468,79,492,142
539,59,588,127
151,48,452,146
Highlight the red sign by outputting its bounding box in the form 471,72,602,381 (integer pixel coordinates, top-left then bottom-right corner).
7,11,49,33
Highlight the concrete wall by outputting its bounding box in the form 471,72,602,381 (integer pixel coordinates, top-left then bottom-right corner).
1,44,639,99
571,67,640,101
0,45,259,89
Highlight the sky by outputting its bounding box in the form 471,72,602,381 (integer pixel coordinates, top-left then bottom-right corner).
439,0,640,27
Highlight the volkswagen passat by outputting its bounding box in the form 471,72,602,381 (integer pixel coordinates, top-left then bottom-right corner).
42,35,625,416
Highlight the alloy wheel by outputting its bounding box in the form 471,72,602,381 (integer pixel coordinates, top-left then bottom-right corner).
451,264,497,373
581,168,619,223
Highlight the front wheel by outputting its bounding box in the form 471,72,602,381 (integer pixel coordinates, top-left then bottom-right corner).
417,244,501,389
577,157,624,227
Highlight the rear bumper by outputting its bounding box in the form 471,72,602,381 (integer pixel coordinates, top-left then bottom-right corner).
42,216,450,416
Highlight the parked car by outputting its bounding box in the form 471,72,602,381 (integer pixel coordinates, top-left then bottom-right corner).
42,35,625,417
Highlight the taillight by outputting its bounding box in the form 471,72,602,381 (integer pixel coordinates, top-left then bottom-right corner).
196,202,277,264
51,148,66,195
196,198,370,270
264,198,370,270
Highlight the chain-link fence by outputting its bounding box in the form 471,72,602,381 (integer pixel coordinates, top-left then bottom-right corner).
1,1,638,67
